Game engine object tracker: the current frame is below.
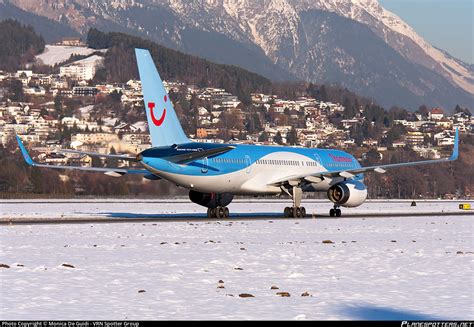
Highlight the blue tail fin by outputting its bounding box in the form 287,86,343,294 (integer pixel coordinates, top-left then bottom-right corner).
135,48,190,147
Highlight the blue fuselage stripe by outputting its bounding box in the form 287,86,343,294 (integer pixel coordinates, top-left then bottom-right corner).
140,142,364,180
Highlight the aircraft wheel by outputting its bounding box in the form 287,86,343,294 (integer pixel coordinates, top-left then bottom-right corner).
329,209,335,217
224,207,230,218
335,209,342,217
301,207,306,217
292,207,297,218
284,207,291,218
216,206,225,219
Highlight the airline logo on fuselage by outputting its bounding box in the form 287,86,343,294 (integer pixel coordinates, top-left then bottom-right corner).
147,95,168,126
329,153,352,163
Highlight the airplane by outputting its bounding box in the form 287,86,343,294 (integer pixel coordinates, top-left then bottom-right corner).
16,48,460,218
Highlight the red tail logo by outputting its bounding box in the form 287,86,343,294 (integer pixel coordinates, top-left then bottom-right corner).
148,96,167,126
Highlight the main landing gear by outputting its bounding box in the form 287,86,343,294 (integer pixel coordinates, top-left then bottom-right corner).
283,206,306,218
207,206,229,218
329,205,342,217
283,185,307,218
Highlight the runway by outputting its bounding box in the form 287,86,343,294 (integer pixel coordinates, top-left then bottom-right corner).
1,199,472,225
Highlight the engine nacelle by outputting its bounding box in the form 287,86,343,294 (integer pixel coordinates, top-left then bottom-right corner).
327,180,367,208
189,190,234,209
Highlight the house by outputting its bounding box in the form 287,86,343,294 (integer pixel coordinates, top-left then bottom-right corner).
57,37,84,47
24,86,46,95
434,131,455,146
435,119,452,129
72,86,99,97
43,153,68,164
362,139,378,146
71,133,119,144
61,116,81,128
196,128,220,138
391,141,406,148
15,70,33,85
113,122,140,134
405,132,425,146
43,115,59,127
341,119,360,129
429,108,444,120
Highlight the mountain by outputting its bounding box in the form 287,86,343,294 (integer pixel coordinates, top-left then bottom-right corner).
3,0,473,110
0,1,80,43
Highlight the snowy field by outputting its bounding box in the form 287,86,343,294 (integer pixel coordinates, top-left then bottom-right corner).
35,45,105,66
0,200,473,320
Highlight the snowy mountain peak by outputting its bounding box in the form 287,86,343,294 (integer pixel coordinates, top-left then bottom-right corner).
162,0,472,94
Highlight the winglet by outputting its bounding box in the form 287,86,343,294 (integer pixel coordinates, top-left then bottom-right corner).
449,128,459,161
16,135,36,166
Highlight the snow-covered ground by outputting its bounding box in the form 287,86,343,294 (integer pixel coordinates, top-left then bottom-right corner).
0,200,473,320
35,45,105,66
0,199,471,221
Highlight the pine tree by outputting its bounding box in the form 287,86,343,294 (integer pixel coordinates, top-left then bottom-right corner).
274,132,283,145
287,127,298,145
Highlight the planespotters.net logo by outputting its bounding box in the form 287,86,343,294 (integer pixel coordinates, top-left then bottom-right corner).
402,322,473,327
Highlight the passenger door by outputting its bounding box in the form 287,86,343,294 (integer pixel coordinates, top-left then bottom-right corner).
201,157,208,173
245,155,252,174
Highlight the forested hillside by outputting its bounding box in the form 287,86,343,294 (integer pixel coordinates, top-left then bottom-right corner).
0,19,45,72
87,29,273,104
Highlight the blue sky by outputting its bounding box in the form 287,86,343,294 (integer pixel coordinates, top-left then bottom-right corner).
379,0,473,64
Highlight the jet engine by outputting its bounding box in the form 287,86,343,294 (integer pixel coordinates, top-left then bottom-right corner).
189,190,234,208
327,180,367,208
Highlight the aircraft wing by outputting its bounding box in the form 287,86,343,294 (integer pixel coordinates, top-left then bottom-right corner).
164,145,236,164
16,136,149,177
57,149,138,161
270,128,459,186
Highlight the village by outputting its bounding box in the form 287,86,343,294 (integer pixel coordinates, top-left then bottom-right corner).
0,43,472,168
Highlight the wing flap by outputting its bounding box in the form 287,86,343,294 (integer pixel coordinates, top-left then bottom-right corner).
57,149,138,161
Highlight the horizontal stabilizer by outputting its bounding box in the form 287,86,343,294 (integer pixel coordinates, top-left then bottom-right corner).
165,146,235,164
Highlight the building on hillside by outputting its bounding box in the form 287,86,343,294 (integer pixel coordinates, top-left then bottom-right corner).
60,55,104,81
405,132,425,146
57,37,84,47
24,86,46,95
72,133,119,144
429,108,444,120
434,131,455,146
72,86,99,97
435,119,452,129
196,128,220,138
